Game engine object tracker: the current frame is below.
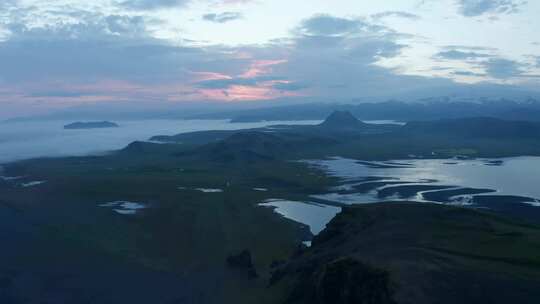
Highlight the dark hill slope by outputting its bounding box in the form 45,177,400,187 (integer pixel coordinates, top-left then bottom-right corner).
150,130,239,144
179,131,338,163
120,141,186,155
148,111,387,146
126,114,540,160
271,203,540,304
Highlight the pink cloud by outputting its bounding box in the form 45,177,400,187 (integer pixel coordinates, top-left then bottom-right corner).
198,85,273,101
185,56,304,102
240,59,288,78
189,71,232,82
198,80,305,102
0,54,303,116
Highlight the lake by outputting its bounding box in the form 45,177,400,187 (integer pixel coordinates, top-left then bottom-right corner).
263,157,540,239
260,199,341,235
308,157,540,204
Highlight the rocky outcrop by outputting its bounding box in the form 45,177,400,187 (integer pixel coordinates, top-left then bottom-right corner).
284,257,396,304
226,250,258,279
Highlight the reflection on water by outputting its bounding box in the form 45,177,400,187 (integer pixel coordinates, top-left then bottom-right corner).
260,199,341,235
307,157,540,206
99,201,147,215
195,188,224,193
20,181,47,188
362,120,405,126
267,156,540,237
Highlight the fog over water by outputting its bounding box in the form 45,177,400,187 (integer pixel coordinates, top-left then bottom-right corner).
0,119,321,164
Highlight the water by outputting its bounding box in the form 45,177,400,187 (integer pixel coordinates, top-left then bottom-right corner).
262,157,540,238
195,188,224,193
20,181,47,188
260,199,341,235
0,119,321,164
308,157,540,204
362,120,405,125
99,201,148,215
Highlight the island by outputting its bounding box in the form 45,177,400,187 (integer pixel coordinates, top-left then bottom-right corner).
63,121,119,129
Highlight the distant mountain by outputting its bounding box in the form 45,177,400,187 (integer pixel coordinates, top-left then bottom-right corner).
147,111,384,162
196,100,540,123
319,111,367,130
404,117,540,138
64,121,119,129
139,113,540,162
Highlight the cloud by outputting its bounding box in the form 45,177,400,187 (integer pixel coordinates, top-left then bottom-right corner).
0,7,258,106
372,11,421,20
105,15,147,35
263,15,454,99
0,4,305,105
3,5,532,119
191,59,296,100
457,0,527,17
451,70,486,77
194,59,287,89
482,58,524,78
272,81,309,91
187,15,421,101
203,12,243,23
0,0,17,9
0,17,192,82
442,45,498,51
195,76,278,89
217,0,254,4
435,49,492,60
297,14,368,36
119,0,190,10
25,90,97,98
292,15,405,61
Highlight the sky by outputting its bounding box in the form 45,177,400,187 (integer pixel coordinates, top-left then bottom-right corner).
0,0,539,119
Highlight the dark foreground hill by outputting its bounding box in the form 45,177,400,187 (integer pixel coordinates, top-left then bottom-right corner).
271,203,540,304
